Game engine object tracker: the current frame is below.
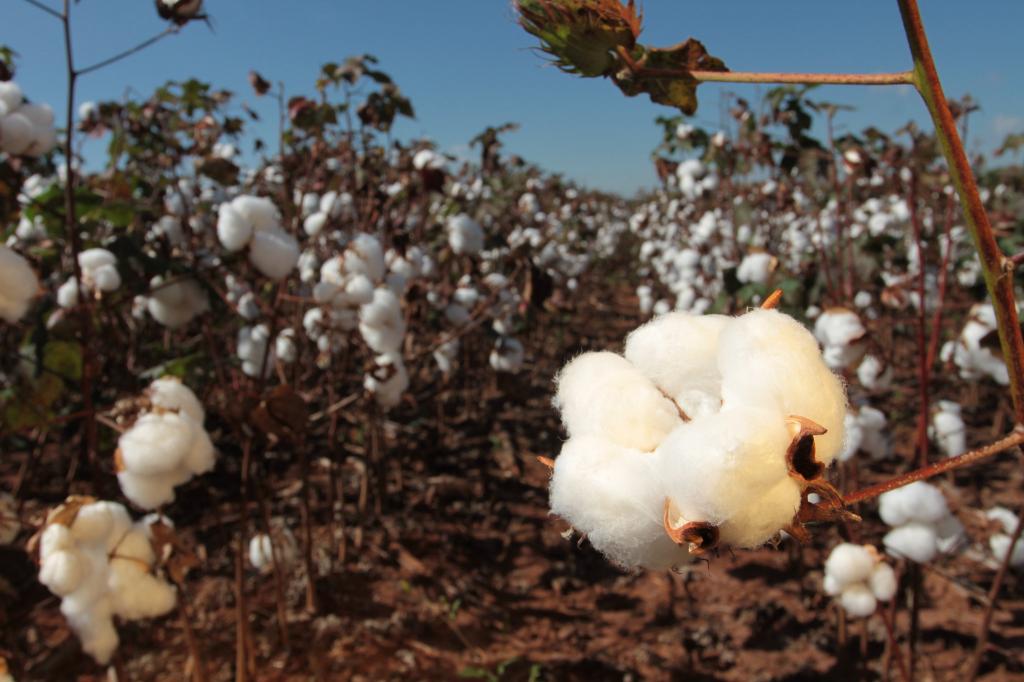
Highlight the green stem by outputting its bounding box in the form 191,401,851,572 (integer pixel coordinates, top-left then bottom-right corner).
897,0,1024,424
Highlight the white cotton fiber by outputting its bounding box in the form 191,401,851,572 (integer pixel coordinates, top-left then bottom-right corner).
554,351,682,451
447,213,484,255
217,204,252,251
869,563,898,601
231,195,280,233
878,481,949,527
884,521,938,563
931,400,966,457
0,81,23,114
549,436,689,570
718,309,847,464
624,311,730,405
146,277,209,328
345,233,386,283
117,471,177,510
249,227,299,280
111,527,155,565
39,549,90,597
0,245,39,323
118,412,196,476
303,211,327,236
78,248,116,273
148,377,205,424
824,543,875,588
718,478,802,548
248,527,298,573
70,501,131,550
840,583,877,618
736,252,774,284
0,112,33,154
107,558,176,621
857,355,892,391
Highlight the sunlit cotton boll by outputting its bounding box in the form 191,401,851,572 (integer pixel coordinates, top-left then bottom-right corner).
856,354,892,391
147,377,205,424
878,481,949,527
249,227,299,280
736,252,775,285
118,412,197,477
146,277,209,328
237,324,275,377
359,288,405,354
549,435,690,570
0,81,23,115
822,542,895,618
70,501,132,551
930,400,966,457
447,213,484,255
554,351,682,452
0,112,33,154
883,522,939,563
344,233,386,283
0,245,39,323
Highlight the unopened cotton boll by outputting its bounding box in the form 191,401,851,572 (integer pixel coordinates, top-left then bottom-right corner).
0,245,39,323
555,351,682,452
718,309,847,463
249,227,299,280
550,435,690,570
447,213,484,255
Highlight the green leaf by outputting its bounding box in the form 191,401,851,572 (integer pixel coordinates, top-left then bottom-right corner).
43,341,83,383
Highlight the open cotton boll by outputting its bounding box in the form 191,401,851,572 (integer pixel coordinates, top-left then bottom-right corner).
549,435,689,570
182,425,216,475
870,563,898,601
303,211,328,236
0,245,39,323
230,195,280,233
249,227,299,280
40,523,74,562
248,527,298,573
65,603,119,665
276,328,297,364
718,309,847,463
554,352,681,452
989,534,1024,568
107,557,177,620
345,274,376,306
840,583,877,618
824,543,876,589
39,549,90,597
112,527,155,565
931,400,966,457
884,522,938,563
118,412,196,476
364,353,409,409
146,277,209,328
814,308,867,370
987,506,1020,535
78,247,116,273
216,203,253,251
447,213,484,255
70,501,131,550
857,355,893,391
490,337,525,373
0,112,33,154
147,377,204,424
877,481,949,527
736,252,775,284
359,287,403,329
0,81,23,114
118,471,177,510
345,233,386,283
658,407,796,547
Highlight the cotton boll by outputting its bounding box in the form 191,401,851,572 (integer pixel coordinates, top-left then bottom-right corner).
878,481,949,527
147,377,204,424
814,308,867,370
824,543,875,589
490,337,524,373
0,112,33,154
989,534,1024,568
183,424,216,475
146,277,209,328
869,563,898,601
857,355,892,391
345,274,376,305
554,352,681,451
39,549,90,596
447,214,484,255
345,234,386,282
858,406,889,459
0,81,23,114
78,248,116,273
40,523,74,561
840,583,877,617
736,252,775,284
718,310,847,463
249,227,299,280
276,328,297,364
303,211,328,236
931,400,966,457
89,264,121,292
364,354,409,409
112,527,155,565
68,605,119,665
70,501,131,550
107,558,176,620
231,195,280,233
217,204,252,251
248,527,298,573
884,522,938,563
0,245,39,323
549,435,689,570
718,478,802,548
118,412,195,476
118,471,176,510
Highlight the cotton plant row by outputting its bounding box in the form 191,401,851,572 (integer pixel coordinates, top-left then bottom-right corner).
35,498,176,664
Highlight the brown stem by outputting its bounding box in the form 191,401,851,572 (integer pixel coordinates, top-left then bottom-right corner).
879,602,911,682
688,70,914,86
76,26,179,76
897,0,1024,424
175,581,208,682
844,429,1024,506
907,172,931,467
965,506,1024,680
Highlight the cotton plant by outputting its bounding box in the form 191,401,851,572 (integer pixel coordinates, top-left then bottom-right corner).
216,194,299,280
115,377,216,509
0,80,58,156
823,543,898,618
879,481,965,563
36,498,176,664
546,305,851,570
986,507,1024,569
0,244,39,323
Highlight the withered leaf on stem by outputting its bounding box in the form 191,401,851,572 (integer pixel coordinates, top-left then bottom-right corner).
251,385,309,442
616,39,729,115
248,70,271,96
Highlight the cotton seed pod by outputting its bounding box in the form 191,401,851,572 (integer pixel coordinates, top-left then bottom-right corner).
549,436,690,570
249,227,299,280
554,351,682,452
658,407,794,546
717,309,847,464
623,311,730,414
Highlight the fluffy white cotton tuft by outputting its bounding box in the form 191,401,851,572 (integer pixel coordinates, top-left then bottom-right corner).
447,214,484,255
883,522,938,563
249,227,299,280
0,245,39,323
147,377,205,424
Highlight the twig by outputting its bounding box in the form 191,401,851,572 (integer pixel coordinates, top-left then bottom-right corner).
77,26,180,76
18,0,61,19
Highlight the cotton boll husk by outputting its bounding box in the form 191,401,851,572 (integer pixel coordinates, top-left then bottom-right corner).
0,112,33,154
118,412,195,476
249,227,299,280
869,563,898,601
554,351,681,451
107,558,176,621
118,471,177,510
39,549,90,596
148,377,204,424
884,522,938,563
624,311,730,402
824,543,876,589
840,583,877,617
0,245,39,323
217,204,252,251
718,478,802,548
878,481,949,527
549,435,689,570
231,195,279,233
718,310,847,464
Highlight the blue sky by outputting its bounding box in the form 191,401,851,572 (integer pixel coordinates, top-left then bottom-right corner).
4,1,1023,195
